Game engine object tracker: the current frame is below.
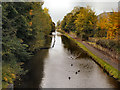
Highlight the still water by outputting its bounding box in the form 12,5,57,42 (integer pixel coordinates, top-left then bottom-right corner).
15,32,120,88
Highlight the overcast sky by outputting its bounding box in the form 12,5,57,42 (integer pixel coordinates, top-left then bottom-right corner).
43,0,119,24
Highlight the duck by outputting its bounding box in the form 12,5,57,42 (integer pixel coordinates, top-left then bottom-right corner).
68,77,71,80
71,57,74,59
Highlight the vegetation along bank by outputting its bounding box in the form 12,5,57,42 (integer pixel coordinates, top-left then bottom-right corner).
2,2,55,88
57,6,120,81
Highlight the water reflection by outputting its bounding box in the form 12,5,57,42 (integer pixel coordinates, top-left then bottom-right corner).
14,37,52,88
61,35,90,59
14,32,120,88
41,34,120,88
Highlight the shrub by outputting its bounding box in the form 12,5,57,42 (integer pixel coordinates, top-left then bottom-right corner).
96,39,120,54
96,39,108,48
2,61,23,88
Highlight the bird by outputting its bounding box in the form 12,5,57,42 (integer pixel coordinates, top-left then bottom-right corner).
68,77,71,80
71,57,74,59
78,70,80,72
71,64,73,66
75,72,77,74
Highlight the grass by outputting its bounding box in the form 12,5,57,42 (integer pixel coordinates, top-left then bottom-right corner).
59,30,120,81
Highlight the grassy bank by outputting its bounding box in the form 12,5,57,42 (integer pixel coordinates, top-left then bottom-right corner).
59,30,120,81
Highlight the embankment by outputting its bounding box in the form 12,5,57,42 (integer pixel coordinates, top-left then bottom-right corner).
59,30,120,82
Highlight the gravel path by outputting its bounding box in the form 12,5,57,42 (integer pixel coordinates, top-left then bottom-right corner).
68,34,119,71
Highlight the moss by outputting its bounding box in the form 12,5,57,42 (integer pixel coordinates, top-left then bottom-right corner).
60,30,120,81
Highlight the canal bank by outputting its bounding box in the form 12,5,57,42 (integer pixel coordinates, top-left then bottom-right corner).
13,31,120,88
59,30,120,82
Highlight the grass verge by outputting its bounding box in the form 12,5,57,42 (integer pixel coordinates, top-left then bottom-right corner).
59,30,120,81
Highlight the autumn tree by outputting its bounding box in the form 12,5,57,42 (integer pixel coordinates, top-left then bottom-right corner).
74,6,97,40
60,12,76,33
95,13,109,37
107,12,120,40
60,6,97,40
96,12,120,40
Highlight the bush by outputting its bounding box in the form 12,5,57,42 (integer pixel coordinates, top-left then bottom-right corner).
82,35,88,41
96,39,108,48
2,61,23,88
2,2,55,88
96,39,120,54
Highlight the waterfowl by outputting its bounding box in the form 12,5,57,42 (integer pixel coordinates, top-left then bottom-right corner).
68,77,71,80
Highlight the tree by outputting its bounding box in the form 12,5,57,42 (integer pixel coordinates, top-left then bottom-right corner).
60,12,76,33
96,12,120,40
74,6,97,40
51,22,55,33
57,20,61,29
61,16,67,32
107,12,120,40
2,2,55,87
96,13,109,37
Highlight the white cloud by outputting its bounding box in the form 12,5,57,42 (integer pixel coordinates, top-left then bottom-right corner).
43,0,119,24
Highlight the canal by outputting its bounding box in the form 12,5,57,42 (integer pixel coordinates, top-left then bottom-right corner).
14,32,120,88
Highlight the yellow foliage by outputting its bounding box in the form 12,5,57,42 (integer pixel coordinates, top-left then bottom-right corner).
11,73,16,79
8,78,13,83
9,80,13,84
44,7,49,14
20,39,23,43
97,12,119,40
30,9,33,12
29,9,33,15
29,22,32,26
3,77,8,82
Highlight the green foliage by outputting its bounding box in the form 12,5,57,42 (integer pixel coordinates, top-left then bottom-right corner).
61,12,76,33
57,20,61,29
51,22,55,33
2,2,31,62
60,6,97,40
61,16,67,32
2,61,23,88
2,2,55,88
74,6,97,39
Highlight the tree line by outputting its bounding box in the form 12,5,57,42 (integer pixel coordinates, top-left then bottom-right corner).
58,6,120,41
2,2,55,88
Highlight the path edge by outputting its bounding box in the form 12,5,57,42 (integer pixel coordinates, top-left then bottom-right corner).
59,30,120,82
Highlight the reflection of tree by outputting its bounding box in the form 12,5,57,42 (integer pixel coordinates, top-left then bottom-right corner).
61,36,90,59
51,35,56,48
14,36,52,88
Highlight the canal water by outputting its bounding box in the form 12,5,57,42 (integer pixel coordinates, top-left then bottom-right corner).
14,32,120,88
